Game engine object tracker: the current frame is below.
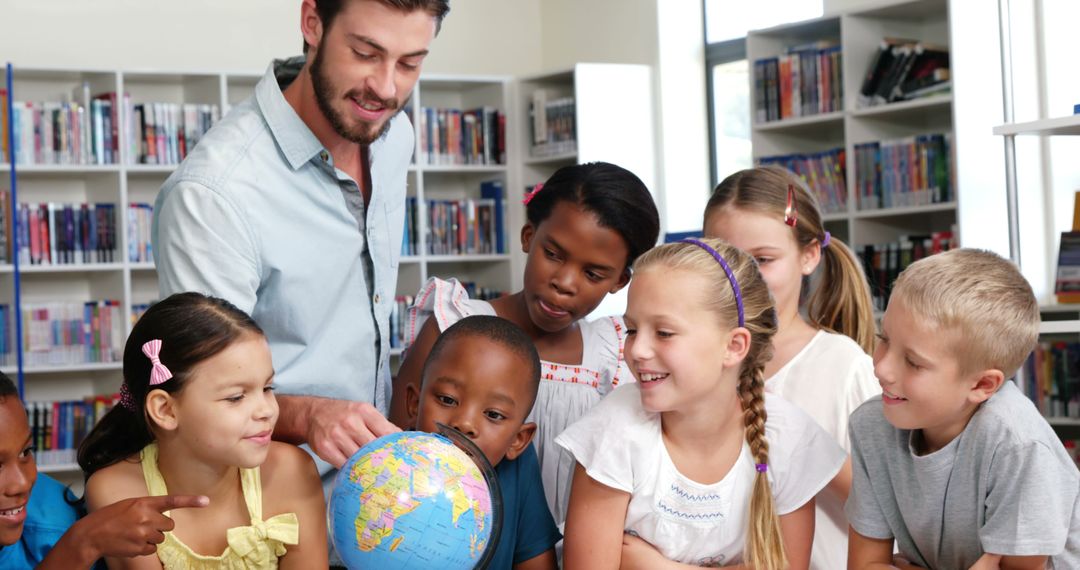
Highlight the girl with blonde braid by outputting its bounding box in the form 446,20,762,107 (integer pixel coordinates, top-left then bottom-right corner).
557,238,844,569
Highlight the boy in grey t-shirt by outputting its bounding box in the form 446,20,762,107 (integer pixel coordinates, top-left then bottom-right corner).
846,249,1080,570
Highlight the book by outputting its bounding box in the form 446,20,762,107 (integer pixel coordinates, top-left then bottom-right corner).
479,180,506,254
754,43,841,123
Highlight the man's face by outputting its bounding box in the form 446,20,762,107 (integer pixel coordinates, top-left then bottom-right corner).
308,0,436,144
0,397,35,546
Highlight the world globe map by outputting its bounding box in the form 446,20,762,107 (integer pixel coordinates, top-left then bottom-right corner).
328,431,497,570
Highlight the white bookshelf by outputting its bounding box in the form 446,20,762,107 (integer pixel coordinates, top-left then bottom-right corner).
747,0,956,250
515,63,657,318
3,65,523,475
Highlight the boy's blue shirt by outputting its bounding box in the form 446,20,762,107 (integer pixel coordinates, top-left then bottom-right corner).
0,473,80,568
488,443,561,569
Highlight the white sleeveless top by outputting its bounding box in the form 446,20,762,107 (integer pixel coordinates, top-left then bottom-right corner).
406,277,633,525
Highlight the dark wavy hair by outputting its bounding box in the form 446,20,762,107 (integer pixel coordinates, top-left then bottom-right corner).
304,0,451,52
526,162,660,272
77,293,264,477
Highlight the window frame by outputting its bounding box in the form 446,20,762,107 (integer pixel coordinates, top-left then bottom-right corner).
704,36,747,189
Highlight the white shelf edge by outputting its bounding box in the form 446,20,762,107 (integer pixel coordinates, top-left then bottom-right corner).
753,110,845,132
993,115,1080,137
426,254,511,263
525,152,578,165
23,362,123,374
12,164,121,174
850,95,952,118
129,262,156,271
415,165,508,174
853,202,957,219
125,164,178,174
1047,417,1080,427
19,263,125,274
1039,320,1080,335
36,462,82,474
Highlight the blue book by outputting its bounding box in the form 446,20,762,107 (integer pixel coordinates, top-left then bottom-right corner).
479,181,505,253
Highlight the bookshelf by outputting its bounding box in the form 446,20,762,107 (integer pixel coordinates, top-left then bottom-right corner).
747,0,956,254
515,63,657,317
1,64,521,478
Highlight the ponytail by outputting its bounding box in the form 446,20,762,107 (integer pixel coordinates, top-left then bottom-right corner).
807,235,876,354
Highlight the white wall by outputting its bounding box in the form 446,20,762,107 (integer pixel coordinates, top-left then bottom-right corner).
538,0,659,70
0,0,544,76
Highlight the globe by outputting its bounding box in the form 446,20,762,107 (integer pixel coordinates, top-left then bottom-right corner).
328,430,500,570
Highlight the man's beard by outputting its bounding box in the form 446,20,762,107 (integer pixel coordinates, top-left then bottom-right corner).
309,43,402,145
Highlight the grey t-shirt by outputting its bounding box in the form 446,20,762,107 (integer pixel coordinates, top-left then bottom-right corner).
846,382,1080,569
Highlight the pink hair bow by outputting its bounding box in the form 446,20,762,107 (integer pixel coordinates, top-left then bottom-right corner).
522,182,544,205
142,339,173,386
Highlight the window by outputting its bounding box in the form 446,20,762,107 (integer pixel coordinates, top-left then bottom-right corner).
704,0,823,186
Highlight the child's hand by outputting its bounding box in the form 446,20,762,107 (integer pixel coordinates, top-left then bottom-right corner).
620,532,667,570
73,495,209,560
968,553,1002,570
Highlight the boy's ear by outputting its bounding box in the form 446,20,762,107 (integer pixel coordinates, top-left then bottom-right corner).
520,223,535,254
405,382,421,427
502,421,537,462
967,368,1005,405
723,327,752,368
145,389,179,432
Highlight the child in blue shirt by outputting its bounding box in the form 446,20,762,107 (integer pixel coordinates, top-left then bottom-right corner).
405,315,561,570
0,371,209,569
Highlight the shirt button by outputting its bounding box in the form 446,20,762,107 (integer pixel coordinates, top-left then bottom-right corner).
374,294,381,304
320,151,329,162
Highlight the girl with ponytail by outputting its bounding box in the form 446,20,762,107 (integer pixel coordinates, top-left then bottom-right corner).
704,166,880,569
78,292,327,569
557,238,844,569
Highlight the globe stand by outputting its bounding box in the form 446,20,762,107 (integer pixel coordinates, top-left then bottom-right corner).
435,423,504,570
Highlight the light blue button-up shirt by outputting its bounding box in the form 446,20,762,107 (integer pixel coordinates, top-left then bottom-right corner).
152,58,412,415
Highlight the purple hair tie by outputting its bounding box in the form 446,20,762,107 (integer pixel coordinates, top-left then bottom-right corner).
821,231,831,249
680,238,744,327
755,463,768,473
118,383,137,411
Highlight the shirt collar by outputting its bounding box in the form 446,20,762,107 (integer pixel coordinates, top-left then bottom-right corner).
255,56,328,171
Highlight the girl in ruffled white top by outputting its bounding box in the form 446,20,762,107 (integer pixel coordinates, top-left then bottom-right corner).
389,162,661,526
704,166,880,570
558,238,844,570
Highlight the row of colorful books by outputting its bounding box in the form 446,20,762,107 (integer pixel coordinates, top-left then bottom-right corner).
17,202,118,266
416,106,506,166
389,284,506,349
858,40,950,108
128,203,153,263
860,231,957,311
400,181,506,257
1022,342,1080,421
9,94,119,165
853,133,954,211
0,305,13,368
22,300,125,367
0,190,10,263
24,394,118,467
758,148,847,215
754,42,843,123
129,102,219,166
528,93,576,158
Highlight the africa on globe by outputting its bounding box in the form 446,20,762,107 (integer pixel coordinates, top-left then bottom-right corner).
328,430,499,570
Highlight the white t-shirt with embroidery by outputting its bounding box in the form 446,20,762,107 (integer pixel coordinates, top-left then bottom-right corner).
766,330,880,570
406,277,632,525
556,383,845,566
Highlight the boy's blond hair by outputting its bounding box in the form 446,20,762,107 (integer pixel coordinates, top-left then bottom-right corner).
890,248,1039,376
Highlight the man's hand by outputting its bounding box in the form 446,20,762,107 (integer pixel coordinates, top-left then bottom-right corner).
47,495,208,567
306,399,401,468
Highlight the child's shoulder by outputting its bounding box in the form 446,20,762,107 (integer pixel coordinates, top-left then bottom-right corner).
260,442,321,508
970,382,1066,451
84,453,148,509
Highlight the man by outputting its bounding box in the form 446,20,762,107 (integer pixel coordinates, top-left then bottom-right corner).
152,0,449,473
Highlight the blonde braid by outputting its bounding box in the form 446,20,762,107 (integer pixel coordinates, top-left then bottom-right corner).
740,365,786,570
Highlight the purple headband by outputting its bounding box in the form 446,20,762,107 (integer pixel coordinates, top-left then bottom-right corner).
680,238,745,328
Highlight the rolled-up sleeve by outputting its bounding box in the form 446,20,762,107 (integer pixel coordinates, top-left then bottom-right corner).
152,180,261,313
